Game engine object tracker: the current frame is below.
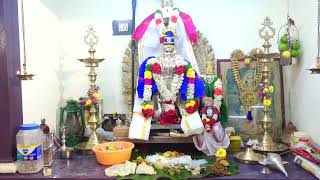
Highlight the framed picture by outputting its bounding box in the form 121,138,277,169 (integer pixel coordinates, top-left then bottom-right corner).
217,58,285,141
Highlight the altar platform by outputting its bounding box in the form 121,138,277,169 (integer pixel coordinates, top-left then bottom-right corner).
0,153,316,180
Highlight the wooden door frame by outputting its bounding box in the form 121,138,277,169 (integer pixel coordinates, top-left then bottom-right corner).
0,0,23,162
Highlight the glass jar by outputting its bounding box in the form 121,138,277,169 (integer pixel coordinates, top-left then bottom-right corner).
40,119,53,166
43,133,53,166
16,124,44,173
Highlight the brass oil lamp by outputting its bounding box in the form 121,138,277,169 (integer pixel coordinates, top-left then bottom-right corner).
16,0,35,80
75,26,105,152
253,17,288,152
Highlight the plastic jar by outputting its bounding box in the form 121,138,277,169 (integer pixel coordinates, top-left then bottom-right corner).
16,124,44,173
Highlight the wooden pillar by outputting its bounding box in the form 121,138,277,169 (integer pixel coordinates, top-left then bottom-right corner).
0,0,23,162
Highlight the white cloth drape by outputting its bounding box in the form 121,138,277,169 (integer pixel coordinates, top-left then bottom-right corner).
193,122,230,156
133,15,200,114
129,15,202,140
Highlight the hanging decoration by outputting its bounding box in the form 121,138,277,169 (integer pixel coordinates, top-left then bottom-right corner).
277,17,301,66
308,0,320,74
278,0,302,66
16,0,35,80
230,49,263,121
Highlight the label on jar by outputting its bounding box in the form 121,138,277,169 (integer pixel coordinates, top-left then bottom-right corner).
17,144,42,161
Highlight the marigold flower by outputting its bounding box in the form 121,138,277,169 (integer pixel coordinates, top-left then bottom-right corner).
263,87,269,94
144,71,152,79
186,68,195,78
263,99,272,107
86,99,92,106
244,58,251,64
92,92,100,99
215,148,227,160
142,104,153,110
269,86,274,93
185,100,196,108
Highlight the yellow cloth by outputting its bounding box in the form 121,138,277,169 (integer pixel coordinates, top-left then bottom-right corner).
230,136,241,141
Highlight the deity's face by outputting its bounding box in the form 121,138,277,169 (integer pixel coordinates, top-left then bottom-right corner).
205,75,214,83
162,44,176,57
162,6,173,18
244,70,255,86
161,0,174,17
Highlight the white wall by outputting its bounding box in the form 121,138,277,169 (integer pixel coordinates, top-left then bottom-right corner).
43,0,286,114
21,0,286,130
55,0,133,115
283,0,320,144
21,0,320,143
19,0,60,130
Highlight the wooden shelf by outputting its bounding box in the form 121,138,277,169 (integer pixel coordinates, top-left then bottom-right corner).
150,124,181,130
115,136,193,144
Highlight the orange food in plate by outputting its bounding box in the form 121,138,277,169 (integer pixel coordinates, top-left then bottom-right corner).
92,141,134,165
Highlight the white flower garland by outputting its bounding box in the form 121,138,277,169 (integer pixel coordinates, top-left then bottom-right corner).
186,83,195,100
162,103,176,112
152,56,186,102
143,85,152,102
142,56,187,107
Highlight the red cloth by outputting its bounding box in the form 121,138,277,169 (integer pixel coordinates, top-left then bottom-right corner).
132,13,154,41
132,12,198,44
179,12,198,44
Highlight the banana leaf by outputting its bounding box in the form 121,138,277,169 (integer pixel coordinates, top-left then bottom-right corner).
116,151,239,180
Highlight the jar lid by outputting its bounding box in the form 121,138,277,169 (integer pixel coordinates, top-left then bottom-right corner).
19,123,40,130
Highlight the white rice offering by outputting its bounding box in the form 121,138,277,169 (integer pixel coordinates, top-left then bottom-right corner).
188,159,208,169
145,154,207,169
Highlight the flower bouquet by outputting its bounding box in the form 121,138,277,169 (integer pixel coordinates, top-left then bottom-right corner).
258,85,274,108
79,86,100,110
78,86,103,123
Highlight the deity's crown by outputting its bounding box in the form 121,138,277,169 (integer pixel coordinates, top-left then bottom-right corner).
205,59,214,75
162,30,175,45
161,0,173,8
